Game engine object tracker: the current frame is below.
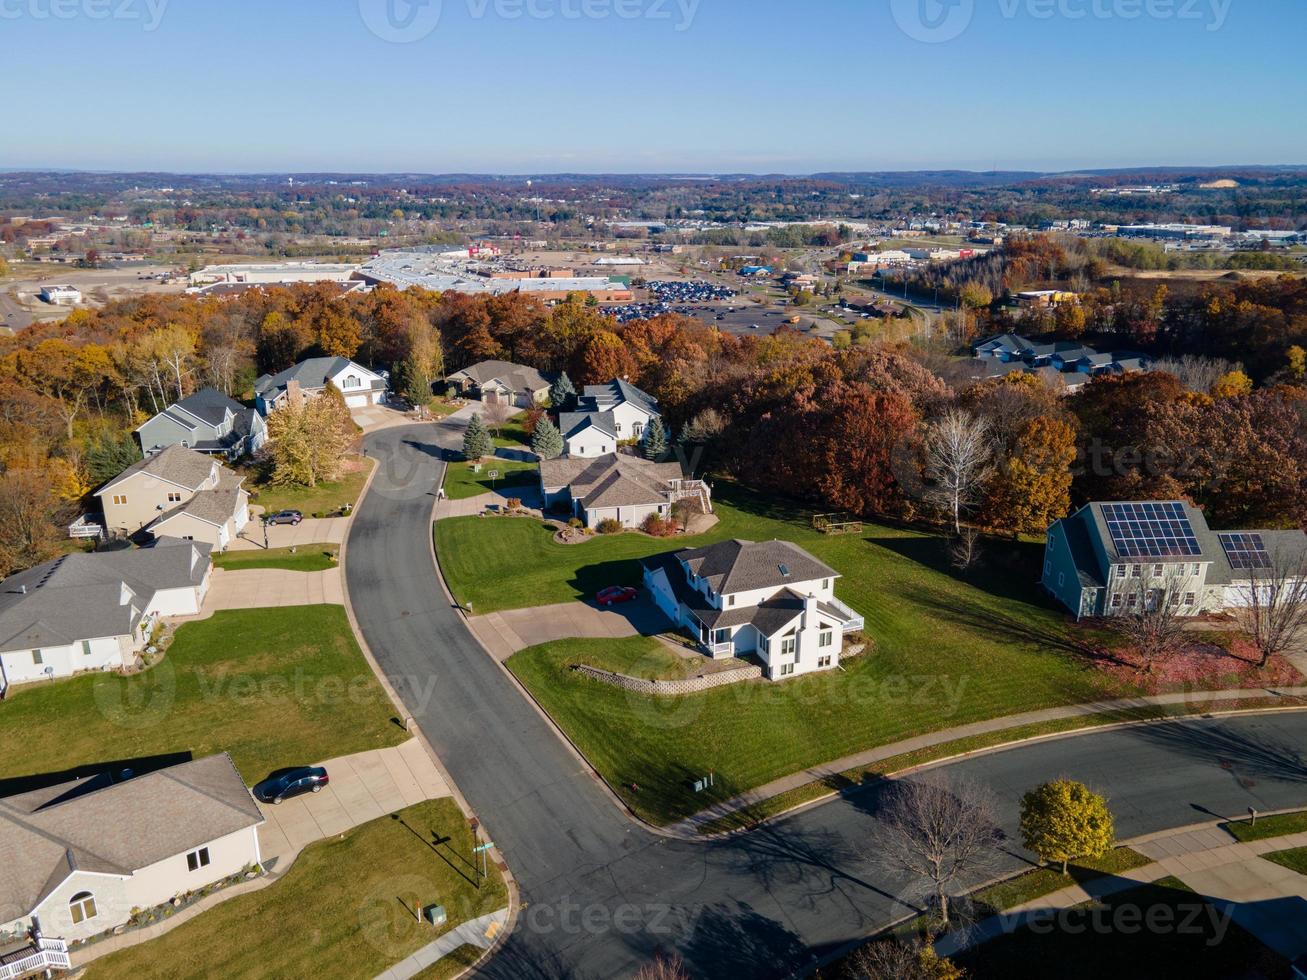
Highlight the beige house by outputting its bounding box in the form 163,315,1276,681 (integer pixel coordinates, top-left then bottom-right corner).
0,754,263,949
539,453,711,530
95,446,250,551
446,360,553,409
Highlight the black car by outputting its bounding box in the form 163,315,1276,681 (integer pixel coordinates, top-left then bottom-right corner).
265,510,303,526
258,766,329,804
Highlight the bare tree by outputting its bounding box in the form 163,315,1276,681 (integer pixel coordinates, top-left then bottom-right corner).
923,409,993,535
1240,548,1307,667
1152,355,1240,395
633,953,690,980
1112,566,1197,671
847,937,958,980
482,398,514,436
877,774,1001,929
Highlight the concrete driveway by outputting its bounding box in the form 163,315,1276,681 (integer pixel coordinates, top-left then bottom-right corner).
467,596,673,661
204,567,344,611
256,739,450,870
231,516,347,551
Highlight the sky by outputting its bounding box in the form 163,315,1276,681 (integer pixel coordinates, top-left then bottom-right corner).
2,0,1304,174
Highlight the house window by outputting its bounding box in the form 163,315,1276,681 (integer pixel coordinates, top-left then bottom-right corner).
180,440,189,449
112,494,128,506
82,640,93,656
822,579,830,590
781,637,797,657
69,891,97,924
186,847,211,872
819,631,833,648
1153,564,1164,578
167,492,183,503
727,595,735,607
818,655,832,668
1191,564,1202,577
1126,594,1138,608
32,649,43,665
759,636,769,654
1184,593,1196,606
1044,561,1051,577
1131,565,1142,578
780,664,795,677
1110,594,1123,608
1057,572,1065,588
344,376,361,389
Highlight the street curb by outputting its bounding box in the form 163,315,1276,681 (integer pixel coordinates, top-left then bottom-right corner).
347,429,521,980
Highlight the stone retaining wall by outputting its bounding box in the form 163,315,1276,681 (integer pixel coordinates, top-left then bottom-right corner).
574,662,762,695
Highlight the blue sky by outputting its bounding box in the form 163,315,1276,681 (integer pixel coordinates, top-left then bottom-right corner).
2,0,1303,173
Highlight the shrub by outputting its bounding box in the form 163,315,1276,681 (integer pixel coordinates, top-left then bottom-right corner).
568,517,584,529
597,518,624,535
506,497,522,511
641,513,677,538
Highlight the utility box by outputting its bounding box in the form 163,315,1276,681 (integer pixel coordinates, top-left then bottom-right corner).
422,904,447,927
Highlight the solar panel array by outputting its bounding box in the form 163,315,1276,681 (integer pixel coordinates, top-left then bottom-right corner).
1102,502,1202,558
1218,532,1271,570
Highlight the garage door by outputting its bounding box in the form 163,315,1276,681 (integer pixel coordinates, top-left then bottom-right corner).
345,393,370,408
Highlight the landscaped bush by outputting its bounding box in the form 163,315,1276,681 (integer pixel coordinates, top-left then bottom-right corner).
568,517,584,529
597,518,624,535
506,497,523,512
641,513,677,538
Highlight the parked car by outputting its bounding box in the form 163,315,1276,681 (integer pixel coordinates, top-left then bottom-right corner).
257,766,329,804
596,586,638,607
265,510,303,526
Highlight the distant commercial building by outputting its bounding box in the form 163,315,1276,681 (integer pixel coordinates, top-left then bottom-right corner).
188,262,360,287
1117,224,1233,241
357,250,632,303
38,285,81,305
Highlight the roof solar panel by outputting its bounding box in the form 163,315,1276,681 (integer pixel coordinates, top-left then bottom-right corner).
1218,532,1271,570
1101,502,1202,558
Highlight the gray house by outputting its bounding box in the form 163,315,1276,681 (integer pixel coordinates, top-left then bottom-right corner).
1043,500,1307,619
136,389,266,461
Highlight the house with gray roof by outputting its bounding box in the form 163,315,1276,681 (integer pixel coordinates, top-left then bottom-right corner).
576,379,661,444
95,446,250,552
0,539,211,693
0,753,263,947
539,453,710,529
136,388,266,461
1043,500,1307,619
557,411,619,458
254,356,388,414
445,360,554,409
642,539,864,679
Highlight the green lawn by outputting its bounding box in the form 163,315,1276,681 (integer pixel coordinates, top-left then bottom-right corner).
952,878,1287,980
442,457,538,501
1222,809,1307,842
84,799,507,980
249,455,373,517
492,484,1133,823
1265,846,1307,877
972,848,1153,915
213,544,338,573
0,606,406,785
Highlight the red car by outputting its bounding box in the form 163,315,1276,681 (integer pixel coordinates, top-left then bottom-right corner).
596,586,638,607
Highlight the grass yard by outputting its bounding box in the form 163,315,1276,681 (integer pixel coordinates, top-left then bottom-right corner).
442,457,538,501
213,544,338,573
0,606,406,787
1222,809,1307,842
84,799,507,980
952,877,1287,980
249,455,373,517
971,848,1153,915
1265,846,1307,877
451,482,1133,823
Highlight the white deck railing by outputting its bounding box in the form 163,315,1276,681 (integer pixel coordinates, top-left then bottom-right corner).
0,938,71,980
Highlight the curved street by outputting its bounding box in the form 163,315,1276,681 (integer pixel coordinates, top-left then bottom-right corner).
348,421,1307,979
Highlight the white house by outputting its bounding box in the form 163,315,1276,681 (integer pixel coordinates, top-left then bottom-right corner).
539,454,710,530
38,285,81,305
642,539,864,680
0,754,263,949
254,356,388,413
557,411,618,458
576,380,660,443
0,540,212,694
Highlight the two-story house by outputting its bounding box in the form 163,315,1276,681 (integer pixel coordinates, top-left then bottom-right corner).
576,379,660,443
254,357,388,414
0,754,263,949
95,446,250,551
557,411,619,458
1043,500,1307,619
136,388,267,460
642,539,864,681
0,539,212,694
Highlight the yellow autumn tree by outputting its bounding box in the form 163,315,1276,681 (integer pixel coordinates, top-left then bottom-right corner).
1020,779,1114,875
981,416,1077,535
263,383,355,488
1288,345,1306,382
1211,369,1253,398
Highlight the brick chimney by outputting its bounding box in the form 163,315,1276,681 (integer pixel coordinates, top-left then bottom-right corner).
285,379,304,408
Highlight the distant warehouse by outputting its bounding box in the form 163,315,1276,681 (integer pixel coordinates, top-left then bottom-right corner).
356,250,633,303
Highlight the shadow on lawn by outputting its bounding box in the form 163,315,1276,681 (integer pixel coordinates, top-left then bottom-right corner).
865,532,1051,607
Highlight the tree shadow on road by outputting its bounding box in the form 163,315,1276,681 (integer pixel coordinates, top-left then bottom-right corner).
1125,717,1307,792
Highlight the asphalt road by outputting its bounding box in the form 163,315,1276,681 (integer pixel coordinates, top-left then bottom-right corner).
348,421,1307,979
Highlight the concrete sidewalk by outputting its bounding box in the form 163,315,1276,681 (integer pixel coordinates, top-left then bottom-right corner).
374,908,509,980
672,688,1307,835
467,598,674,662
935,820,1307,960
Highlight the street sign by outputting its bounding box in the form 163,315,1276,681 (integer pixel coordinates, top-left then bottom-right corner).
473,843,495,853
489,470,499,480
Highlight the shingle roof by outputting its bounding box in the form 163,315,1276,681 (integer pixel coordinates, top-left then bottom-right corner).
0,541,212,652
579,379,660,417
559,411,618,441
255,357,382,398
449,360,551,394
172,388,243,426
675,540,838,596
98,445,221,495
150,488,247,531
0,753,262,917
538,454,686,509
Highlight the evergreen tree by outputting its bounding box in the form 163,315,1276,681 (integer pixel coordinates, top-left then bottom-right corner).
644,417,668,461
549,372,576,411
531,418,564,460
86,432,143,485
398,355,434,409
462,413,492,461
